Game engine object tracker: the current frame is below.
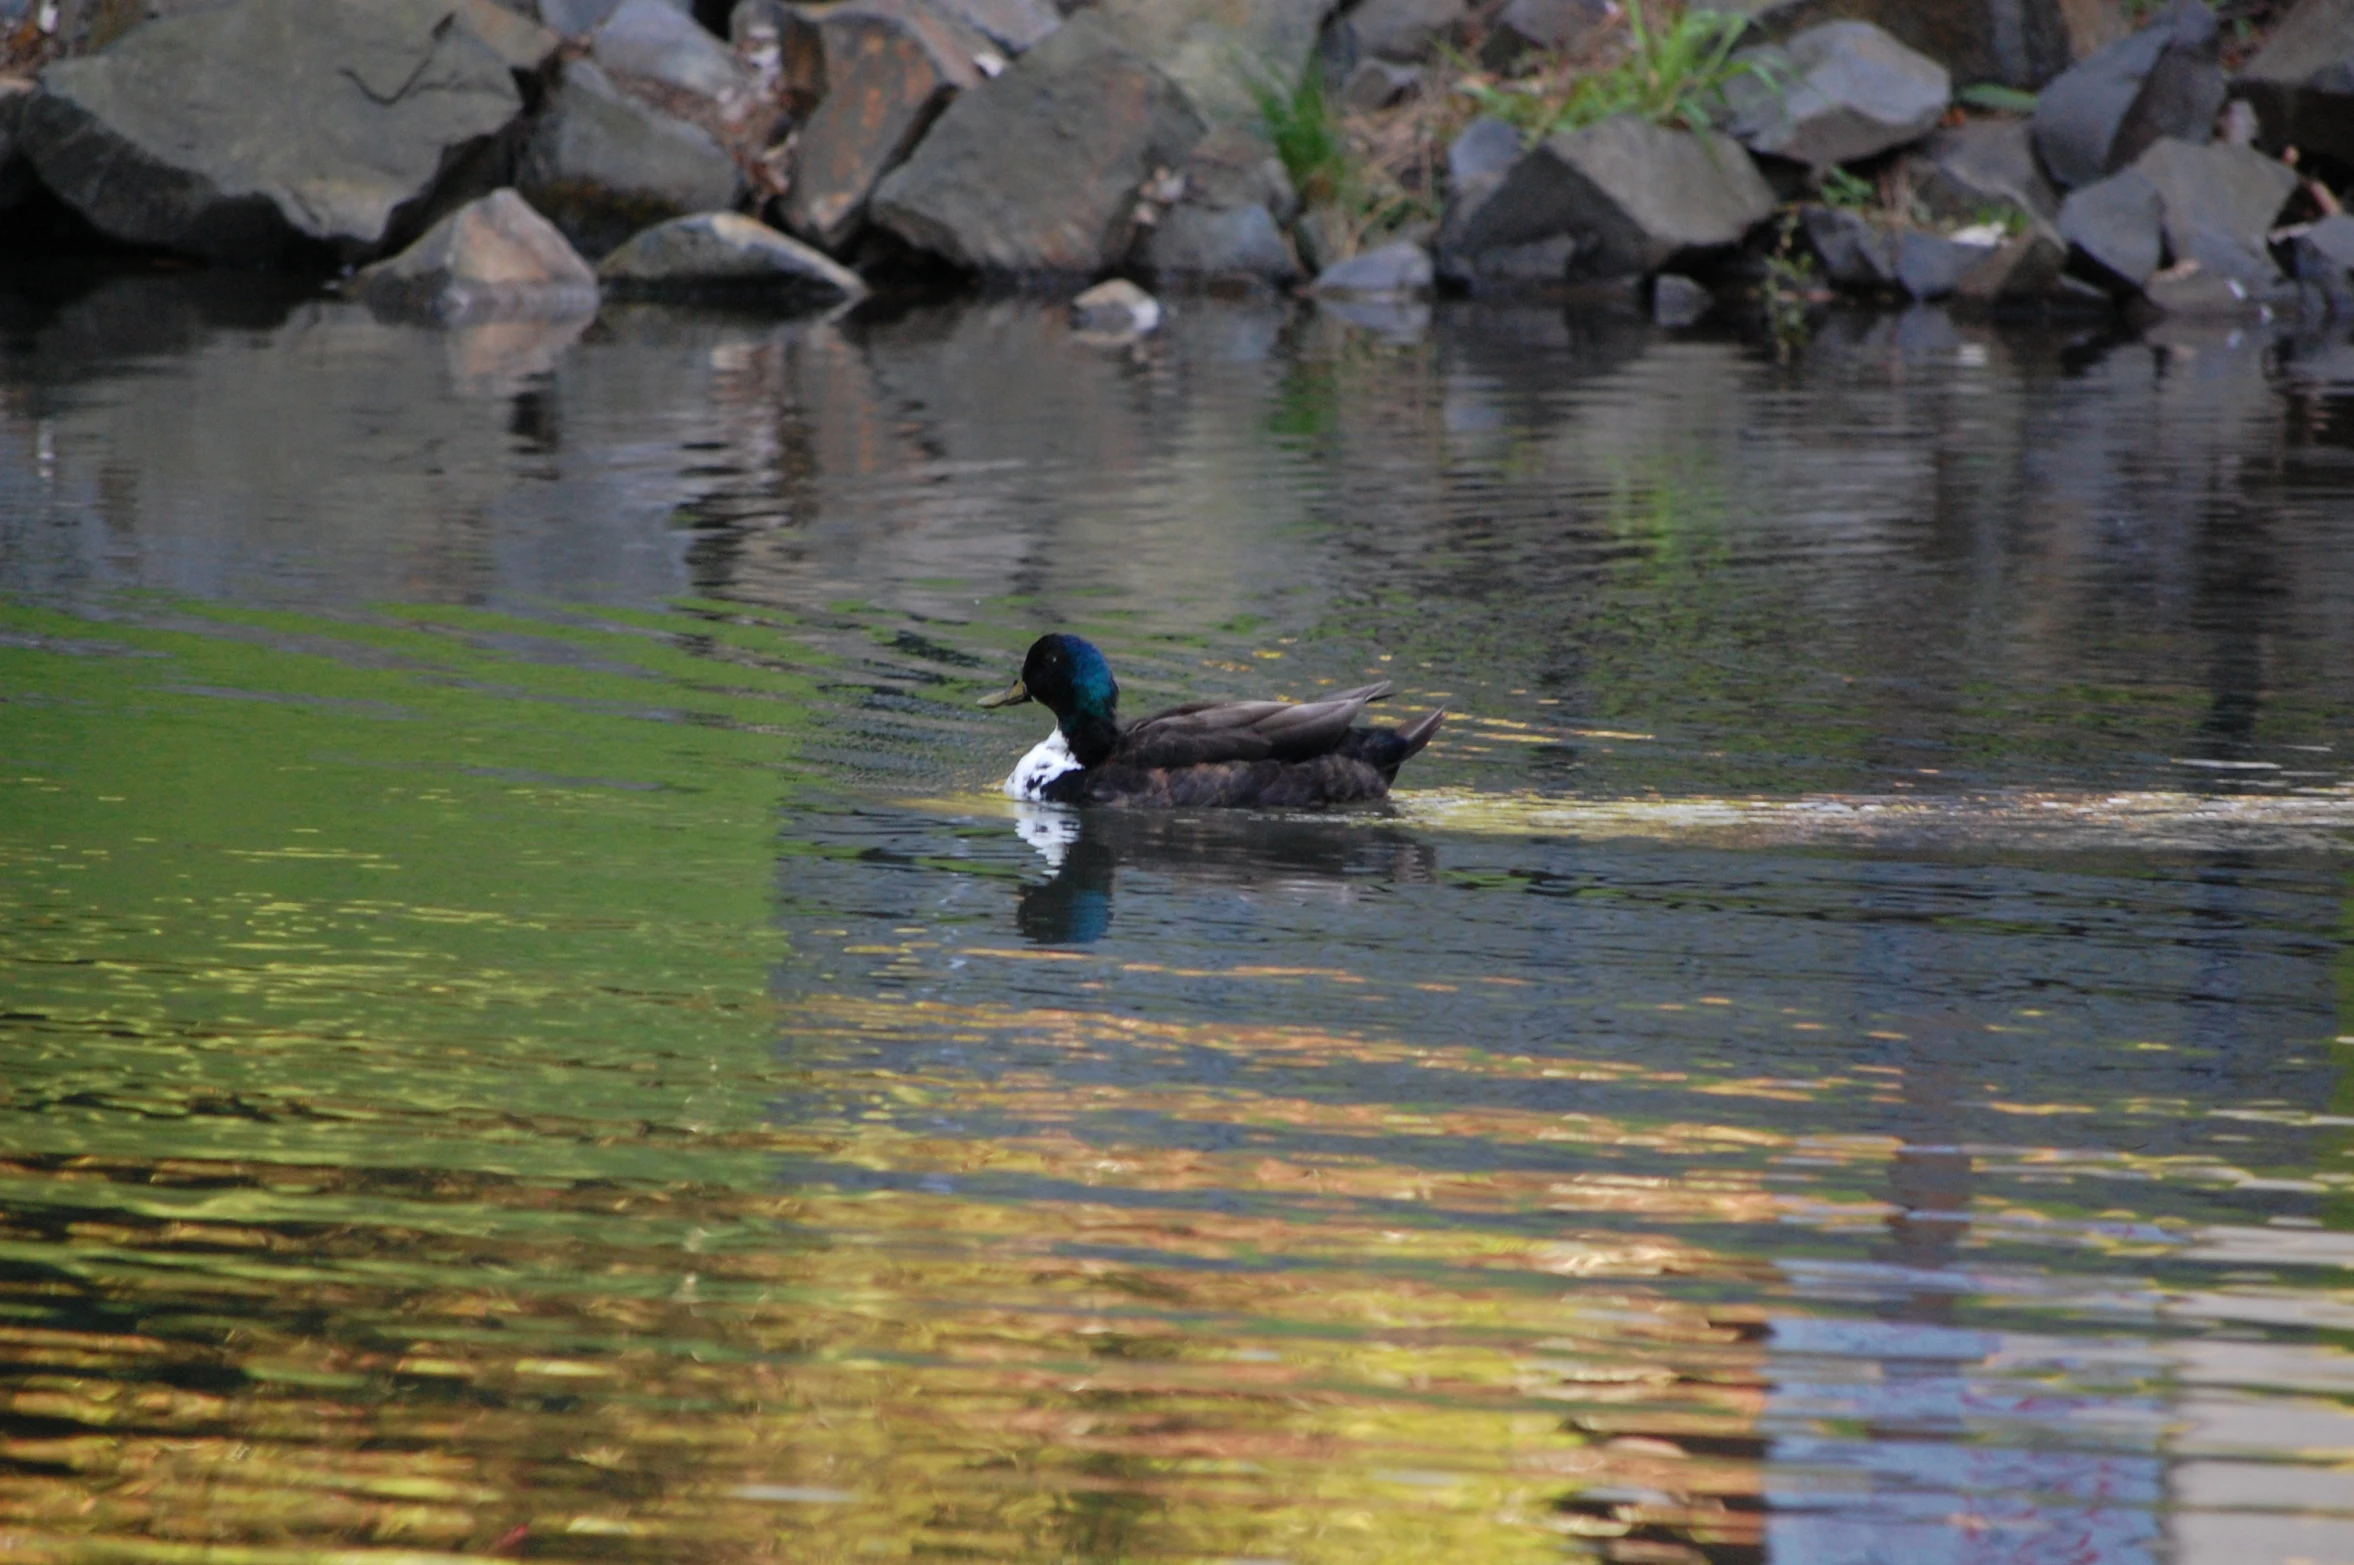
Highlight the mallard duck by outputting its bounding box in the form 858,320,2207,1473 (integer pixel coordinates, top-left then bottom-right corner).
980,633,1444,807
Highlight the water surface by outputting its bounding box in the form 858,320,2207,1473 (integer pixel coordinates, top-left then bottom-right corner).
2,269,2353,1564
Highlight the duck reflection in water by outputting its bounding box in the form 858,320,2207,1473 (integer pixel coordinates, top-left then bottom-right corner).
1010,803,1439,945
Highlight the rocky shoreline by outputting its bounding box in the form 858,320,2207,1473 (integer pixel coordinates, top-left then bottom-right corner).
0,0,2348,335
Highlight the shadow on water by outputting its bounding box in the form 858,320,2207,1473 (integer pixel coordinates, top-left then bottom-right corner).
1011,807,1440,945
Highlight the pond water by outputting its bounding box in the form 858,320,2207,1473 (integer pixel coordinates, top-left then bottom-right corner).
2,267,2352,1565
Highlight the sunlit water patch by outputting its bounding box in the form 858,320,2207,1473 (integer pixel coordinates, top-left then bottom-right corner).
2,276,2353,1563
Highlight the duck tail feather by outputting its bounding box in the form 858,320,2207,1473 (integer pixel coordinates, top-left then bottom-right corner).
1349,708,1444,781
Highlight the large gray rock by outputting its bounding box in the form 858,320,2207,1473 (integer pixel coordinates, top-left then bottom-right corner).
1723,0,2125,91
593,0,756,105
452,0,563,73
930,0,1060,52
2237,0,2354,165
2031,0,2224,190
1096,0,1336,128
1343,0,1470,61
2130,136,2299,274
784,0,986,251
1478,0,1611,70
597,210,868,304
1894,227,1998,298
1138,122,1299,282
870,12,1204,274
20,0,525,264
540,0,683,38
2056,166,2162,286
1908,117,2059,222
1801,203,1898,289
356,188,598,322
1723,21,1951,168
1438,114,1776,280
519,60,744,258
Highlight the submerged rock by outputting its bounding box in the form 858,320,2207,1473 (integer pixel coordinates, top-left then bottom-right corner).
2239,0,2354,164
2032,0,2224,190
519,60,744,259
1439,114,1775,281
598,210,868,304
1309,239,1433,296
21,0,525,264
1723,21,1951,168
784,0,988,252
870,12,1203,275
356,189,599,323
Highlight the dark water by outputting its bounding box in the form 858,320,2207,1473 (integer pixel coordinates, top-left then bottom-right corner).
2,268,2352,1565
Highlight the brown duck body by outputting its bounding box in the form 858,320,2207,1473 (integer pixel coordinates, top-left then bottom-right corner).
1036,683,1445,808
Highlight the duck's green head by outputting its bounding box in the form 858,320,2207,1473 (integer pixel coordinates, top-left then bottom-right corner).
979,633,1120,764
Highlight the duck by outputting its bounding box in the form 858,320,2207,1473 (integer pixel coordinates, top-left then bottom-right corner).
980,633,1444,807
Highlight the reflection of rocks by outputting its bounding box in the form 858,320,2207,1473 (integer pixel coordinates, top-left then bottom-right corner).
356,189,599,324
441,314,595,398
22,0,525,263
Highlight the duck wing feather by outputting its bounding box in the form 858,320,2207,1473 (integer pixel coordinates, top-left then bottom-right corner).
1113,682,1394,769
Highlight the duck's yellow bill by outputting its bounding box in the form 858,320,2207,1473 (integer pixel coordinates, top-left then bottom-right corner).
976,678,1030,708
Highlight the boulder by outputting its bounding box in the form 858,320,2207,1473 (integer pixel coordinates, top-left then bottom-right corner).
2055,166,2162,285
1801,203,1898,289
2288,212,2354,313
732,0,828,112
1437,114,1776,280
1446,233,1579,291
1651,271,1711,326
784,0,987,251
1095,0,1336,129
1342,58,1422,111
453,0,563,73
20,0,525,264
1724,0,2126,91
2031,0,2224,190
540,0,675,37
1722,21,1951,168
2130,137,2298,275
2237,0,2354,165
519,60,743,257
1310,238,1432,295
929,0,1060,52
355,188,599,322
593,0,756,105
1336,0,1467,62
1449,116,1524,188
1069,277,1162,334
1952,221,2066,299
1479,0,1612,70
1138,122,1299,282
2138,257,2270,316
597,210,868,303
1908,117,2059,222
1894,227,1998,297
869,12,1204,274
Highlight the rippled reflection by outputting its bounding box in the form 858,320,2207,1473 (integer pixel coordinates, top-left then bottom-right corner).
1,264,2351,1562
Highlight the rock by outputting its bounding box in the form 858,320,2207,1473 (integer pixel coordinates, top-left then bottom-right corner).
732,0,827,111
2055,166,2162,285
1449,116,1524,188
0,77,33,213
870,12,1204,275
1310,238,1432,295
1447,233,1578,290
1438,114,1776,280
2139,257,2270,316
1723,21,1950,168
1801,203,1898,289
355,188,599,323
784,0,987,252
540,0,674,38
2130,136,2299,274
2288,211,2354,313
1908,117,2059,222
1652,272,1711,325
1096,0,1335,129
1953,221,2066,299
2237,0,2354,165
593,0,756,105
596,210,868,303
454,0,563,73
1342,58,1421,111
1341,0,1468,62
1069,277,1162,333
1138,122,1300,282
929,0,1060,52
2031,0,2224,190
1726,0,2126,92
21,0,525,264
1479,0,1611,70
1894,227,1999,297
519,60,743,257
